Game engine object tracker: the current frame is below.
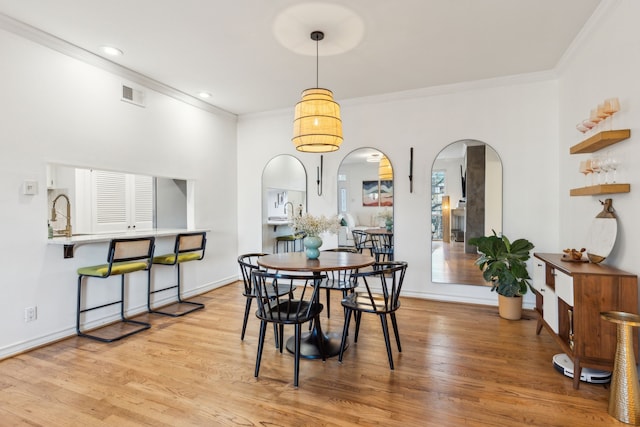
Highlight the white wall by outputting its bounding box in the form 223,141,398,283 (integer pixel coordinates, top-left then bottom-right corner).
558,0,640,281
0,28,238,357
6,1,639,358
238,78,560,307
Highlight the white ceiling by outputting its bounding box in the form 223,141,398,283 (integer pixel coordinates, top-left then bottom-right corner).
0,0,603,115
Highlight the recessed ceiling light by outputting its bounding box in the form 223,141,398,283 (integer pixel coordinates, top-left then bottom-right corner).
198,92,212,99
100,45,123,56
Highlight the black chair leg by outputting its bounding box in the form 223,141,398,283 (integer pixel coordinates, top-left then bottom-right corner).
354,311,362,343
294,324,301,387
149,264,205,317
338,308,353,363
76,276,83,336
241,298,252,340
255,320,267,378
326,288,331,318
380,314,394,370
77,275,150,343
278,324,284,353
390,312,402,352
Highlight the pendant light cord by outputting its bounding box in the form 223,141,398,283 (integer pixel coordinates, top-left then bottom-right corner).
315,36,319,88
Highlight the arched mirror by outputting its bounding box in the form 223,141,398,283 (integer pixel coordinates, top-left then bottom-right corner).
262,155,307,253
431,140,502,285
337,148,394,249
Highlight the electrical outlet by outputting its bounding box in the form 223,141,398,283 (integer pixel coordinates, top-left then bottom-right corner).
24,306,37,322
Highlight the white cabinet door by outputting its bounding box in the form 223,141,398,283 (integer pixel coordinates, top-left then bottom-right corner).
555,270,574,306
532,260,546,293
89,170,153,233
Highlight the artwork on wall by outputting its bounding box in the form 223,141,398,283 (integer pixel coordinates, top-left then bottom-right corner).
362,180,393,207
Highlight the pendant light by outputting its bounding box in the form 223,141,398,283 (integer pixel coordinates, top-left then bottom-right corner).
292,31,343,153
379,155,393,180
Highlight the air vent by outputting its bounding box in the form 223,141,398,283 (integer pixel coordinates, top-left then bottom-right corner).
121,84,145,107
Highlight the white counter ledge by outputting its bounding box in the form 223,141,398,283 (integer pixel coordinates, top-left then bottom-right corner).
48,228,209,258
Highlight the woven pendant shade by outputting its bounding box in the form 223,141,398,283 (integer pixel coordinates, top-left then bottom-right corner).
292,88,343,152
379,155,393,180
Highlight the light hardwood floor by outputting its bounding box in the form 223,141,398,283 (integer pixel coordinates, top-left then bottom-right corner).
432,240,488,286
0,282,626,426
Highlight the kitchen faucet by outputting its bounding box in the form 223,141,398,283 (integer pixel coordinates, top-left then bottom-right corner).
284,202,294,219
51,194,72,237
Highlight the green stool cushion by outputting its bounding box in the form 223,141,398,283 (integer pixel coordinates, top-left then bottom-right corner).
152,252,202,265
77,261,149,277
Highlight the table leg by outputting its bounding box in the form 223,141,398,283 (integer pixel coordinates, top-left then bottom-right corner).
285,327,347,359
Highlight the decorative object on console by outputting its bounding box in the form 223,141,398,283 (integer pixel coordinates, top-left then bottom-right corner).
292,31,342,153
468,231,535,320
586,198,617,264
562,247,586,262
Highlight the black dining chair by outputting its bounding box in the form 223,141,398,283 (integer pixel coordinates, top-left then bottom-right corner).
371,233,394,262
352,229,373,256
319,248,359,319
252,270,326,387
338,261,408,369
237,253,294,347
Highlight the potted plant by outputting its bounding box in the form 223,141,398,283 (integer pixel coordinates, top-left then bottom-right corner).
467,231,535,320
378,209,393,231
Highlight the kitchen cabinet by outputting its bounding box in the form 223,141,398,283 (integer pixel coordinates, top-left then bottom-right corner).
533,253,638,389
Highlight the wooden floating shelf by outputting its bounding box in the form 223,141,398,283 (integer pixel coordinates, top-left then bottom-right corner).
570,129,631,154
570,183,630,196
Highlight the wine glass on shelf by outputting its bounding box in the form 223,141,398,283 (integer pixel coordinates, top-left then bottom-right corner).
590,156,602,185
590,108,603,132
582,119,596,134
579,160,592,187
600,154,611,184
576,122,589,134
604,97,620,130
608,154,621,183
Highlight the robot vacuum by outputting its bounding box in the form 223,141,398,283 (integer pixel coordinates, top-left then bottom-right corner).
552,353,611,384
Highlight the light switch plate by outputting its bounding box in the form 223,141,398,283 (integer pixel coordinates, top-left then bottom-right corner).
23,180,38,195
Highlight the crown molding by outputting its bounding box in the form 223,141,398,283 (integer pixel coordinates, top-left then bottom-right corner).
0,12,236,120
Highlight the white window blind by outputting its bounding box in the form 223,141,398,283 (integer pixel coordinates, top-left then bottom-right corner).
134,175,153,224
95,170,127,225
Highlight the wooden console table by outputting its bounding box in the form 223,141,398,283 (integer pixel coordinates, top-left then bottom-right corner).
532,253,638,389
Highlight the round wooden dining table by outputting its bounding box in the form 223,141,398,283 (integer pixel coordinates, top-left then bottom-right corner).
257,251,375,359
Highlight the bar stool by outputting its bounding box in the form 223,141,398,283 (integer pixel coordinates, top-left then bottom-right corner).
148,232,206,317
601,311,640,425
274,233,305,253
76,237,155,342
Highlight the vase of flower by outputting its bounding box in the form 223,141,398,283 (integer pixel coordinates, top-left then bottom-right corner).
385,219,393,232
292,213,340,260
303,235,323,259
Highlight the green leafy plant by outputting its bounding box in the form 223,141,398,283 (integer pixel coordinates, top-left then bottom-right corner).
467,231,535,297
